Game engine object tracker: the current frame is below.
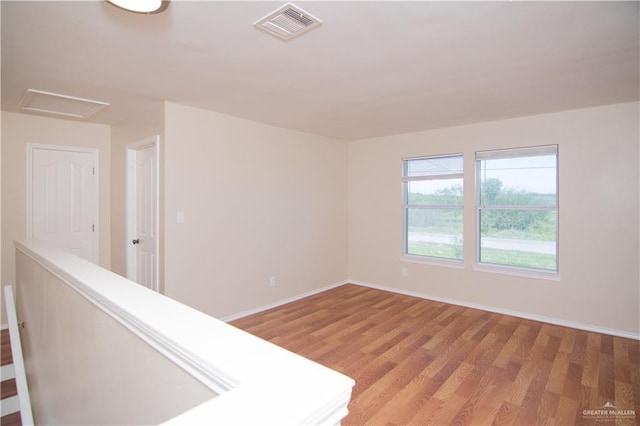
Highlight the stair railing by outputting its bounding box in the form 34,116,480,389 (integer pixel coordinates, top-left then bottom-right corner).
3,285,34,426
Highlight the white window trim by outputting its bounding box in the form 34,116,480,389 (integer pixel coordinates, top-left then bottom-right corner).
401,254,465,269
402,153,464,264
475,145,559,275
472,262,561,281
476,145,558,160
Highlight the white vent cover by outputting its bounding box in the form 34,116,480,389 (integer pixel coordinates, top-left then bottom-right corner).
254,3,322,40
18,89,109,119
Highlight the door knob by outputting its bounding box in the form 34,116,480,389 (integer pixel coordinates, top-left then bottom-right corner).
132,239,140,245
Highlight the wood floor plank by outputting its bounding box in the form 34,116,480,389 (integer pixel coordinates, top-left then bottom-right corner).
508,339,547,406
545,350,571,394
598,351,616,403
554,395,579,426
359,369,436,426
581,333,601,388
514,357,553,425
472,381,515,425
0,411,22,426
562,362,584,401
231,284,640,425
536,390,560,425
456,333,503,398
420,393,468,426
1,329,12,366
493,400,521,425
493,323,530,369
558,327,577,354
1,378,18,399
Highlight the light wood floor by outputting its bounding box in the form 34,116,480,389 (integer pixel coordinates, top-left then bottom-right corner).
231,284,639,425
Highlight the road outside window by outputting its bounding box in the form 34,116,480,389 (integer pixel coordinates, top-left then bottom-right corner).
476,145,558,273
402,154,464,261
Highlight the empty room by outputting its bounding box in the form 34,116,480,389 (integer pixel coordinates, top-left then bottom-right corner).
0,1,638,425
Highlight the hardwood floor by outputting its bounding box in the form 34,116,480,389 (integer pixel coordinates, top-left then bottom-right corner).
1,329,12,366
231,284,640,425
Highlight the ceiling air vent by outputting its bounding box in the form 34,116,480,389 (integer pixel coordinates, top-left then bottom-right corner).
254,3,322,41
18,89,109,119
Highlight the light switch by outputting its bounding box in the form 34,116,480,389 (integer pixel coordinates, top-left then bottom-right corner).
177,211,185,224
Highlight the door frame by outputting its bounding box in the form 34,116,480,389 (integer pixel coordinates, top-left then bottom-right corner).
26,143,99,260
126,135,160,291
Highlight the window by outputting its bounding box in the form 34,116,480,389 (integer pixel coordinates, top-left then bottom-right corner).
402,154,464,261
476,145,558,272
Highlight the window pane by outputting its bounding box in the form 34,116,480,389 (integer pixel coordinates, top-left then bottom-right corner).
407,208,463,259
407,155,463,177
404,154,464,261
479,210,557,270
479,155,556,206
407,179,463,206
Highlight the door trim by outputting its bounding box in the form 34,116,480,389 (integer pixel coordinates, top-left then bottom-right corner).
26,143,99,260
126,136,160,291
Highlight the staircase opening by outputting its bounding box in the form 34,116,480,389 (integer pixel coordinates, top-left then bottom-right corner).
1,329,21,426
2,285,33,426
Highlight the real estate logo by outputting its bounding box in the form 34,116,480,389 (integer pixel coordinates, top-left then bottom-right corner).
582,401,636,423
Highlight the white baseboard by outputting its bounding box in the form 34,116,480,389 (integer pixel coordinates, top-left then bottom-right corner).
221,280,349,322
349,280,640,341
221,279,639,340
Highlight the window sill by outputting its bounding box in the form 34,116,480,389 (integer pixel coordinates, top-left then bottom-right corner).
473,263,561,281
401,255,465,269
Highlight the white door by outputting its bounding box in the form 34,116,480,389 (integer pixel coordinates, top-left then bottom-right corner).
127,137,159,291
29,145,98,262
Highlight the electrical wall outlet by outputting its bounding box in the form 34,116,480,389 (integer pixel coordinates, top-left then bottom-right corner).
269,276,276,287
401,267,408,277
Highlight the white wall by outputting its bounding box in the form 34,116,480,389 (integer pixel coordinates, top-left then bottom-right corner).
3,102,637,337
0,113,3,326
16,239,353,426
0,3,3,327
15,244,215,425
348,102,639,336
163,103,348,318
1,111,111,323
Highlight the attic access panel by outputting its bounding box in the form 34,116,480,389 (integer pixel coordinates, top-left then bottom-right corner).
18,89,109,119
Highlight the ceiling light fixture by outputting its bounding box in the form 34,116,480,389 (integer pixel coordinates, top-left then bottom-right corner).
106,0,169,14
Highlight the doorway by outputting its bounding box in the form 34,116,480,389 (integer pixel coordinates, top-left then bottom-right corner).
27,144,99,263
126,136,160,292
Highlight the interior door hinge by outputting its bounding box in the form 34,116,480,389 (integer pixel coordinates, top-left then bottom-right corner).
92,167,95,176
92,224,95,232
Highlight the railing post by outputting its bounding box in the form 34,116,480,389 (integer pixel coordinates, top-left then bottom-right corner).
4,285,34,426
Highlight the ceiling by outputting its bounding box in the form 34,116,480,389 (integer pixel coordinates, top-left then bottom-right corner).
1,1,638,141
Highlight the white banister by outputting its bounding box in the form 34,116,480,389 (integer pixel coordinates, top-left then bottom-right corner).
3,285,34,426
14,240,354,425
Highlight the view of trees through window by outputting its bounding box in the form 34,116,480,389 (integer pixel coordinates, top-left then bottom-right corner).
477,148,558,271
404,146,558,273
404,155,463,260
406,183,463,259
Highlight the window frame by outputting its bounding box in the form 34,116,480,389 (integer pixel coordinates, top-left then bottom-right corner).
475,145,559,275
402,153,464,264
